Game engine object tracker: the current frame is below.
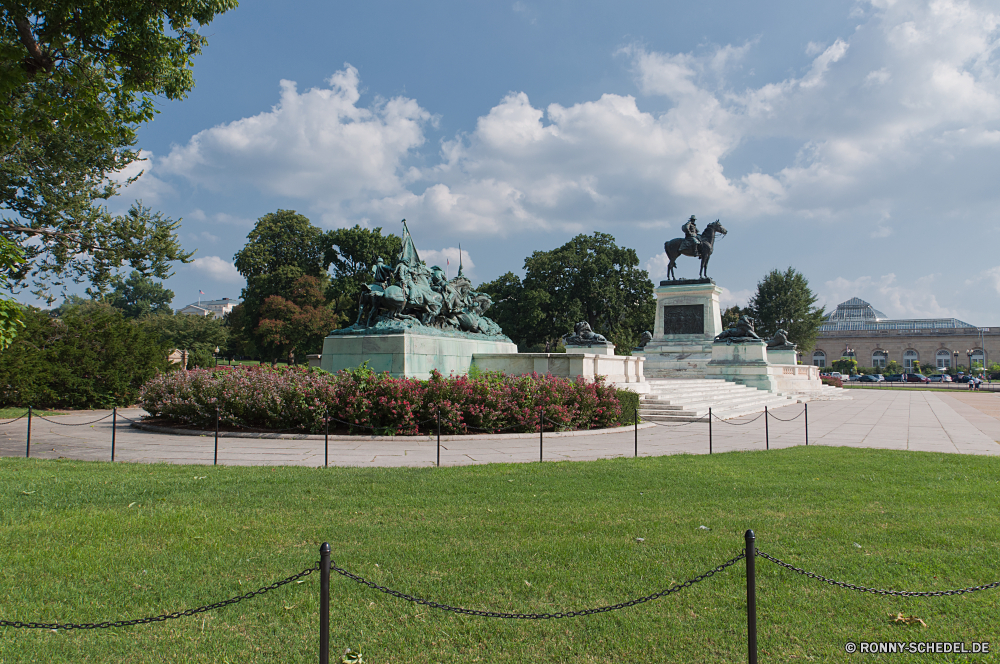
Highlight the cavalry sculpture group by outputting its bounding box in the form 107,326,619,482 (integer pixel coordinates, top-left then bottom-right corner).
355,221,504,337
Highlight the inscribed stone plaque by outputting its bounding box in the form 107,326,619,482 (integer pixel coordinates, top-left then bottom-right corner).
663,304,704,335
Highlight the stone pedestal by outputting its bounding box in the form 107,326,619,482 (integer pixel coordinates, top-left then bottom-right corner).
472,352,647,393
634,279,723,378
706,340,779,392
767,348,798,366
320,331,517,379
565,344,616,356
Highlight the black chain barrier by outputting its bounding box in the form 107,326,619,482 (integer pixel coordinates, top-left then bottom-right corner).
0,413,28,425
330,552,746,619
713,411,765,426
0,564,318,630
645,415,709,428
766,408,804,423
756,550,1000,597
34,412,114,426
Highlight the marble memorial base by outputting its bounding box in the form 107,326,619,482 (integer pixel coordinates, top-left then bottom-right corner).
320,331,517,379
635,280,723,378
472,351,648,393
706,341,824,395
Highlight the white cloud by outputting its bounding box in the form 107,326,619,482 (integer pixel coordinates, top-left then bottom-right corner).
821,273,958,319
191,256,243,285
159,65,432,225
111,150,174,207
720,286,754,309
418,247,476,279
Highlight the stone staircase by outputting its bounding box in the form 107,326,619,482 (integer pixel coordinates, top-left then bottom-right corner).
638,379,801,422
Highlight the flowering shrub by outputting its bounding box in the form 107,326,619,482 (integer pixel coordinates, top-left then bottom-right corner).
821,375,843,388
139,365,627,435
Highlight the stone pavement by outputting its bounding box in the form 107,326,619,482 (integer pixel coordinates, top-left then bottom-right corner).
2,389,999,468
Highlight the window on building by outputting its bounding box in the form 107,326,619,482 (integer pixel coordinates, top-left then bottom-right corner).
872,351,887,368
903,349,918,371
972,349,985,369
936,350,951,369
813,350,826,368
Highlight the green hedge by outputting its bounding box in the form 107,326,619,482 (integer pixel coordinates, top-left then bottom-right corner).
0,304,170,408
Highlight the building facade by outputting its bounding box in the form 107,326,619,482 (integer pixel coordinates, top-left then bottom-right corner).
813,298,996,372
176,297,238,320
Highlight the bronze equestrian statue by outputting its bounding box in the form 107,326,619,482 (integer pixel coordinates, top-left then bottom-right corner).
663,216,727,280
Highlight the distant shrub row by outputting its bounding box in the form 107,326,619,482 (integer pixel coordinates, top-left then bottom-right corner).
0,304,169,409
139,364,634,435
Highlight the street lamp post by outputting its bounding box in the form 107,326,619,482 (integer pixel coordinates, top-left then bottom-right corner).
954,351,959,375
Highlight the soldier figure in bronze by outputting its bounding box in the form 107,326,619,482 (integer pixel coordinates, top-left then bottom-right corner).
663,217,728,280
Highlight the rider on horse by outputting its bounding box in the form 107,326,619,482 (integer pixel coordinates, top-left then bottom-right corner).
681,215,701,258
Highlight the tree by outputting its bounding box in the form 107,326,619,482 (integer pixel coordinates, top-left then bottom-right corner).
721,305,749,330
0,236,24,349
746,267,826,352
107,270,174,319
0,302,169,408
832,358,858,376
324,225,402,322
143,312,227,369
254,275,339,364
480,233,655,352
231,210,330,355
1,1,235,300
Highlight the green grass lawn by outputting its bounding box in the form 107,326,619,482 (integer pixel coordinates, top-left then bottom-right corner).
2,447,999,663
0,407,65,419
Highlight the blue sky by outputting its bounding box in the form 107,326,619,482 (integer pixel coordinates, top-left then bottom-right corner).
104,0,1000,324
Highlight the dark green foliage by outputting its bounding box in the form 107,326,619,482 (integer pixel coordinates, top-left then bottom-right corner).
142,312,227,368
107,270,174,318
831,358,858,376
721,304,749,330
747,267,826,352
324,225,402,322
616,388,640,424
479,233,655,352
0,303,169,408
1,2,234,299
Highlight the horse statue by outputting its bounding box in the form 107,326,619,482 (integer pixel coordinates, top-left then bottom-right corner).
663,220,727,280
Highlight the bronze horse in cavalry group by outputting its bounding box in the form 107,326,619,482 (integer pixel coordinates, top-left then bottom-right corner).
663,216,728,280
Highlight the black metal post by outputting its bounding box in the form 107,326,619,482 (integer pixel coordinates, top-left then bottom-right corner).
745,529,757,664
764,406,769,450
539,408,543,462
111,407,117,462
26,405,32,458
436,406,441,468
320,542,330,664
634,407,638,458
804,403,808,446
708,407,712,455
214,407,219,466
324,415,329,468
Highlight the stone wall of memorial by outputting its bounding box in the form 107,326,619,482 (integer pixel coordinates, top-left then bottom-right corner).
812,327,1000,370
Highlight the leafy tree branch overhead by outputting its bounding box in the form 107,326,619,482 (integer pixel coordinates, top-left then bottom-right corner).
0,0,237,302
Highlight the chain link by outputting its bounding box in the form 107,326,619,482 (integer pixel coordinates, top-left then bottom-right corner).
0,412,28,425
756,550,1000,597
35,412,114,426
713,411,765,425
766,409,804,422
331,552,746,619
0,564,318,630
645,415,709,428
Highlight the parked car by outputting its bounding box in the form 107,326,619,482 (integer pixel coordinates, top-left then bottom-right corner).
955,375,974,383
928,375,952,383
858,374,881,382
884,374,904,382
849,374,864,381
829,372,845,381
904,374,931,383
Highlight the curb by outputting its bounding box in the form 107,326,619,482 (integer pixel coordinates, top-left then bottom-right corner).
130,421,658,441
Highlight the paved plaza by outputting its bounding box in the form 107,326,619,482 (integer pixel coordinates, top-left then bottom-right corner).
2,389,999,468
